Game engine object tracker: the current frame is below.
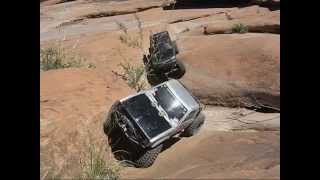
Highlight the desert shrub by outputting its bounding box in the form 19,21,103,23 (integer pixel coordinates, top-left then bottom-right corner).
77,127,122,180
116,20,142,49
40,47,95,71
232,23,249,34
119,62,146,92
79,141,121,180
114,14,147,91
40,127,121,180
161,0,176,7
119,34,142,48
115,14,143,49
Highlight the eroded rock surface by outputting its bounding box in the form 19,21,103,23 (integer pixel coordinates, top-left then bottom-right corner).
40,0,280,179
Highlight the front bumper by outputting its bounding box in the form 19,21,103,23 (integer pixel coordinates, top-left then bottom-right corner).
105,101,151,148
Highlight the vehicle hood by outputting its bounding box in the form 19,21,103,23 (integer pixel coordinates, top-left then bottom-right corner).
121,94,172,139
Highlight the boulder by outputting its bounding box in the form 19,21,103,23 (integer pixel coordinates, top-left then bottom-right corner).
177,33,280,111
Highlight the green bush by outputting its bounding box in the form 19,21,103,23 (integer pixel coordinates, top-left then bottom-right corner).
79,143,121,180
40,47,95,71
119,62,146,92
232,23,249,34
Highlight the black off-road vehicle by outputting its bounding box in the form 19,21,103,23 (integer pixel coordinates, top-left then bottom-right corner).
103,79,205,168
143,31,186,86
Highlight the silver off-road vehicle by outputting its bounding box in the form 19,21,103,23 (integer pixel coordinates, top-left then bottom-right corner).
103,79,205,168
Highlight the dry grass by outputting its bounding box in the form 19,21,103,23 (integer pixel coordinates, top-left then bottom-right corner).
119,62,146,92
78,129,121,180
115,13,146,53
40,124,122,180
116,20,142,49
231,23,249,34
40,98,122,179
113,14,147,92
40,46,96,71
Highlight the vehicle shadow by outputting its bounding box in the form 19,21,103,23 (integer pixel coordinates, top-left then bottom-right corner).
161,137,181,153
163,0,280,11
164,0,252,10
106,132,182,166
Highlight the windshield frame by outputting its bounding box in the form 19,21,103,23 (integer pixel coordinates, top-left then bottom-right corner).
153,84,188,121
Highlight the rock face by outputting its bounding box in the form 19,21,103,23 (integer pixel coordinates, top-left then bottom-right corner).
177,33,279,111
40,0,280,179
122,131,280,179
40,68,133,177
203,8,280,34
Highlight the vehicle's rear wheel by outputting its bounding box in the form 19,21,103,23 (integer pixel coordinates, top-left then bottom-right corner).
167,59,186,79
134,144,163,168
181,113,205,137
147,73,168,86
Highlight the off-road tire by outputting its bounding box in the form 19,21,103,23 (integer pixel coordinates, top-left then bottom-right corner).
143,55,148,65
167,59,186,79
104,114,133,163
181,113,205,137
103,118,113,136
103,101,120,135
134,144,163,168
147,73,168,86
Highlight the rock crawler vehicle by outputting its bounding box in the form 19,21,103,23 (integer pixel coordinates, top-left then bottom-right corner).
103,79,205,168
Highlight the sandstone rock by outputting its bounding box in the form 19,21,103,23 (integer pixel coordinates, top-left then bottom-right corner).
122,131,279,179
184,7,280,35
177,33,280,111
40,68,134,178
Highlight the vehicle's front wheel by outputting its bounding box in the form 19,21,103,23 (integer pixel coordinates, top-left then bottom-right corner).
134,144,163,168
181,113,205,137
168,59,186,79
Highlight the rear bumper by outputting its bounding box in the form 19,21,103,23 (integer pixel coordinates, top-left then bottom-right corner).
151,58,177,72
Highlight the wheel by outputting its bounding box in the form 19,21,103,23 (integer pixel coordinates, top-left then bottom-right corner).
104,114,134,163
103,101,121,135
103,116,121,147
147,73,168,86
134,144,163,168
167,59,186,79
103,117,113,136
110,135,133,163
181,113,205,137
143,55,148,65
172,41,179,54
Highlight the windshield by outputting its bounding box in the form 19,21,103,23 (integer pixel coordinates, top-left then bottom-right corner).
154,43,174,62
153,85,187,120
